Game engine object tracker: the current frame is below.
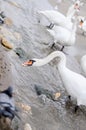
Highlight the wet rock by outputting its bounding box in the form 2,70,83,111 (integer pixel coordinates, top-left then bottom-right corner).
65,96,73,109
0,11,6,19
1,37,13,49
0,16,4,25
0,11,5,25
17,102,32,114
24,123,32,130
0,117,13,130
38,94,47,104
14,47,28,59
4,18,13,26
34,84,61,101
54,92,61,100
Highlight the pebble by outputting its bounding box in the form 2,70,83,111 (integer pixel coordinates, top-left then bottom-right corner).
24,123,32,130
17,102,32,113
54,92,61,100
34,84,61,101
14,47,28,59
4,18,13,26
1,37,13,49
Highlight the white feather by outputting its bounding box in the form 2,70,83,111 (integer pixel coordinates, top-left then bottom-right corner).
30,51,86,106
80,55,86,76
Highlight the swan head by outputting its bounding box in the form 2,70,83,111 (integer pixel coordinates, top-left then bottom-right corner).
74,0,83,10
22,58,46,67
22,58,53,67
74,1,80,10
78,16,84,28
22,51,66,67
22,59,36,66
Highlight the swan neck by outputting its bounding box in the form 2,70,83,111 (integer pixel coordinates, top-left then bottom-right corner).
72,19,77,32
36,51,66,68
66,5,75,19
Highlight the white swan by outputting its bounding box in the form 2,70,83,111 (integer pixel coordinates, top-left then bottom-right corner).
47,17,77,50
78,16,86,35
80,55,86,76
38,0,81,30
22,51,86,110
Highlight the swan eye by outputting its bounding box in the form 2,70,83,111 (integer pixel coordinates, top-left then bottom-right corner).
27,60,36,66
22,60,36,66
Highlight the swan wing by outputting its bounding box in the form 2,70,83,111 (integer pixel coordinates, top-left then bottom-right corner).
60,68,86,98
38,10,67,26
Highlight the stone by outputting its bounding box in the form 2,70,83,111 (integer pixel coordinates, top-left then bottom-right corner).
53,92,61,100
17,102,32,113
1,37,13,49
24,123,32,130
4,18,13,26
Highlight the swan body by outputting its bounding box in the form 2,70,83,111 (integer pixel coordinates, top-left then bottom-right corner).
47,25,76,48
38,10,73,30
80,55,86,76
38,1,80,30
22,51,86,106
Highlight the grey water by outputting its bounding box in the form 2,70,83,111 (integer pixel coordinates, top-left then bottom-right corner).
0,0,86,130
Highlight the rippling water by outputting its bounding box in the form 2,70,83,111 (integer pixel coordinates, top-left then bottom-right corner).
0,0,86,130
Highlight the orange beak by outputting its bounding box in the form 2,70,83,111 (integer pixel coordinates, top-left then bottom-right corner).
22,60,33,66
79,21,83,27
